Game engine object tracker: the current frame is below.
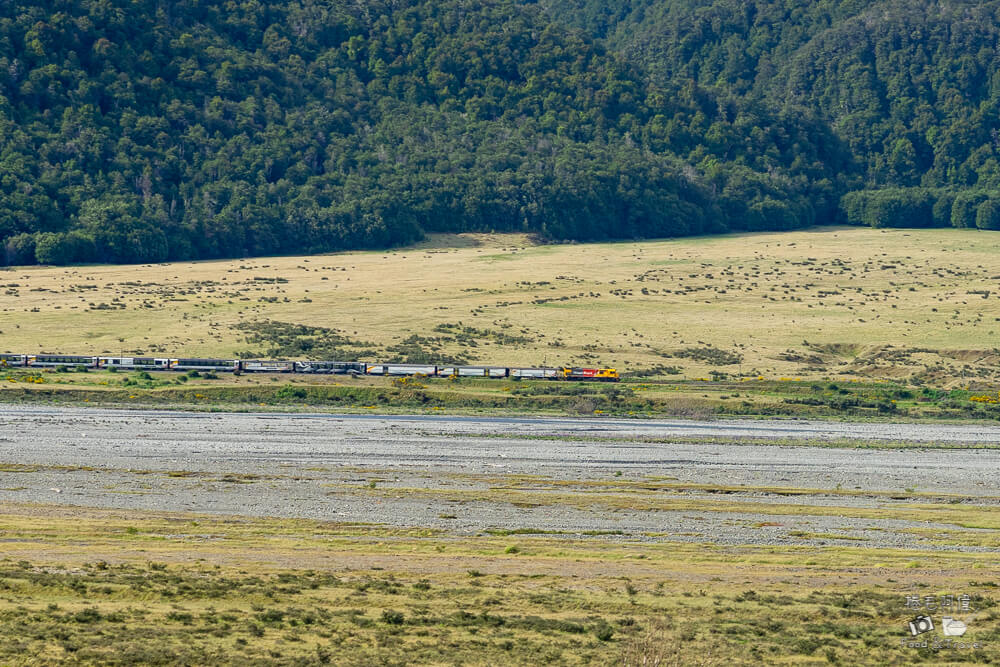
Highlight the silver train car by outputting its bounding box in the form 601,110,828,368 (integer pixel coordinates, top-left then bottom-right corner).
509,367,560,379
171,358,240,372
293,361,366,374
99,357,172,370
241,360,294,373
28,354,98,368
438,366,509,378
2,353,618,380
0,354,26,367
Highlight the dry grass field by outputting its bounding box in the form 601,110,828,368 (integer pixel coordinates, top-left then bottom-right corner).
0,499,996,665
3,227,1000,664
2,226,1000,385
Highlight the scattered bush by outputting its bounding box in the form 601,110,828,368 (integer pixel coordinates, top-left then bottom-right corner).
381,610,405,625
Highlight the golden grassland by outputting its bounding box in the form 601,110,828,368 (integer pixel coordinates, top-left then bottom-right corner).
0,503,997,665
4,229,1000,665
2,226,1000,385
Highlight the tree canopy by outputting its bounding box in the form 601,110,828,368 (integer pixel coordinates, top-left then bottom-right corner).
2,0,999,264
544,0,1000,223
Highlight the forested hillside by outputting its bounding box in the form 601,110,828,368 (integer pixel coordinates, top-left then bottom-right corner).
543,0,1000,229
2,0,999,265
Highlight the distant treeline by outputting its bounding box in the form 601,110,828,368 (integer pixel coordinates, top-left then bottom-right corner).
3,0,1000,265
842,189,1000,231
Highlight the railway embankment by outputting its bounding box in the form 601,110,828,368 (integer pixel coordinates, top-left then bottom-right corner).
2,367,1000,421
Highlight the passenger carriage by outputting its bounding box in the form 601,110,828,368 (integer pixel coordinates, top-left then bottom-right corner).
510,367,560,380
384,364,437,376
170,358,239,372
27,354,98,368
437,366,509,378
0,354,26,367
99,357,171,370
3,353,619,381
240,360,294,373
294,361,366,374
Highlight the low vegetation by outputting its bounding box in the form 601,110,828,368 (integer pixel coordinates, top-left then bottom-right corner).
0,504,995,665
5,364,1000,421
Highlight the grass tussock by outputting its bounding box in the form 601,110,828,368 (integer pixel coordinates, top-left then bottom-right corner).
0,505,997,665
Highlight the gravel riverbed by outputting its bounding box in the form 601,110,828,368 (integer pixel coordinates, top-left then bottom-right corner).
1,407,998,552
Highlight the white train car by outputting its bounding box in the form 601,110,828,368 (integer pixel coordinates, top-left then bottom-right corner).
295,361,366,374
171,358,239,372
240,360,294,373
28,354,97,368
99,357,171,370
0,354,26,367
510,367,560,380
385,364,437,376
438,366,509,378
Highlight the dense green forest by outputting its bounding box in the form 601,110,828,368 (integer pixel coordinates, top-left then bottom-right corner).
544,0,1000,228
1,0,998,264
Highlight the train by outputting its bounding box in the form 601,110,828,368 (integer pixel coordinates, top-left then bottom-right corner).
0,354,618,381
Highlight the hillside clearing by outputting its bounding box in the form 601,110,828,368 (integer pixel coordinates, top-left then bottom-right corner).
2,227,999,385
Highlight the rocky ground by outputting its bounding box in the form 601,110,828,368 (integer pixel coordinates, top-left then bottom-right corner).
1,407,998,552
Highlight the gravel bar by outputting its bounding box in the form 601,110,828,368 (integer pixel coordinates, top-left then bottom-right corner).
1,407,998,552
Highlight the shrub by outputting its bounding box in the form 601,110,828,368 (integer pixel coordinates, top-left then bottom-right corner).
594,622,615,641
381,610,405,625
275,385,307,400
34,231,97,264
976,198,1000,230
258,609,285,624
3,233,37,265
841,188,935,228
73,608,102,623
952,191,988,228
